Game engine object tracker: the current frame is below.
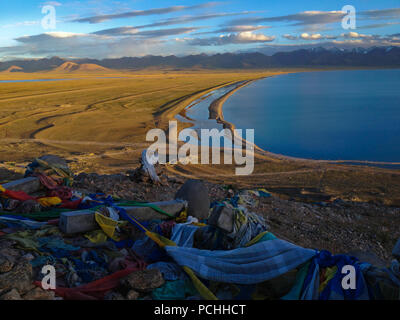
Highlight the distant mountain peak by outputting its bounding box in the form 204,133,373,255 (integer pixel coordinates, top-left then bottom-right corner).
54,62,109,72
0,46,398,72
3,65,24,73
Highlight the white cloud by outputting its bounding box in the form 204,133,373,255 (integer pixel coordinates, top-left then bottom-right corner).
0,30,200,59
300,33,323,40
44,31,84,38
237,31,274,41
282,34,298,40
190,31,275,46
341,32,375,39
42,1,62,6
283,33,338,41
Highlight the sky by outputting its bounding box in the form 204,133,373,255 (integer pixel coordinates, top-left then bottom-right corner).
0,0,399,60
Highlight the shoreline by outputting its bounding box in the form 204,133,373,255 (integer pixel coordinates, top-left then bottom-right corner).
182,74,400,168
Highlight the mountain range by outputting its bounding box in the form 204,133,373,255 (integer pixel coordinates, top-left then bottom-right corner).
1,46,399,72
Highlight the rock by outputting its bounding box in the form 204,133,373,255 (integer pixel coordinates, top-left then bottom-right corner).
0,255,14,273
0,259,34,295
2,177,41,194
208,205,234,233
126,290,140,300
345,250,387,268
121,269,164,293
22,287,55,300
175,179,210,220
59,200,186,234
104,292,126,300
0,246,20,263
37,154,69,172
16,200,42,213
0,289,22,300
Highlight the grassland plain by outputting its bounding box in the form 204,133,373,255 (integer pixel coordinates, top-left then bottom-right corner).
0,69,281,170
0,69,400,206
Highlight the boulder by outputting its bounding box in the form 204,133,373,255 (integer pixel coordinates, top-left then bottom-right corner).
126,290,140,300
16,200,42,214
2,177,41,195
175,179,210,220
36,154,69,171
0,289,22,300
22,287,55,300
0,259,34,295
0,255,14,274
120,269,164,293
0,246,20,264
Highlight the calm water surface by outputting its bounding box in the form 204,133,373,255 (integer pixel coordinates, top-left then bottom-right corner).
222,70,400,162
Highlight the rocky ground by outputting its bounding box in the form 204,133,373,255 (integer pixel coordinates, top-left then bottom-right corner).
0,164,399,300
71,169,400,263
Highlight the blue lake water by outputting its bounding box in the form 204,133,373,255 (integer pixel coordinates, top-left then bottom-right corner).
176,82,240,131
221,69,400,162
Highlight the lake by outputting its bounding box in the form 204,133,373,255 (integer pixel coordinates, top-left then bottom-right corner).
222,69,400,162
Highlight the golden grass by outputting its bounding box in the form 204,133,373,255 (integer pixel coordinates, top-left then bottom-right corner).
0,69,399,205
0,69,280,165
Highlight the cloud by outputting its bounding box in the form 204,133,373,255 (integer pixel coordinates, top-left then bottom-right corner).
72,2,219,24
41,1,62,6
341,32,376,39
93,27,140,36
300,33,323,40
281,31,399,43
360,8,400,20
282,33,338,41
357,21,400,30
92,12,254,34
195,25,270,36
0,32,106,58
227,10,346,27
189,31,275,46
226,7,400,30
15,32,87,43
130,27,199,38
0,31,201,59
93,26,199,38
281,31,394,42
1,29,399,61
282,34,298,40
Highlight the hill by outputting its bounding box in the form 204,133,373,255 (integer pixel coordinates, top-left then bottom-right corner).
0,46,399,72
75,63,110,72
54,61,80,72
1,65,24,73
53,62,110,72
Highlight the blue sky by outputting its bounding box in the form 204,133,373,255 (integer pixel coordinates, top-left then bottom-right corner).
0,0,399,60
